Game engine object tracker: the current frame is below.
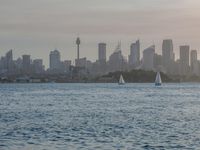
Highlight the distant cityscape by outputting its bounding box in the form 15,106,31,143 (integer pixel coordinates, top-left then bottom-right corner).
0,38,199,82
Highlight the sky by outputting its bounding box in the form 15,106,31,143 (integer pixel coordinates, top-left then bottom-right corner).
1,0,200,67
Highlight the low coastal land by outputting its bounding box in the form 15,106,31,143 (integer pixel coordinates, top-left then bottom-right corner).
0,70,200,83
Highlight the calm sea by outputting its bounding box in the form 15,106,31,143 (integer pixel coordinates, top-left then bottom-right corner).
0,83,200,150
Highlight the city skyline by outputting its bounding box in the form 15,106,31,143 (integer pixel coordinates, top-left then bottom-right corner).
0,38,199,68
1,38,200,78
1,0,200,67
2,1,200,150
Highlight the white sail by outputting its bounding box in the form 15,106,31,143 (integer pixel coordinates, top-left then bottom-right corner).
119,74,125,85
155,72,162,86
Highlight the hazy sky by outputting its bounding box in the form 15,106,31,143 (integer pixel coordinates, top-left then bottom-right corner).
1,0,200,67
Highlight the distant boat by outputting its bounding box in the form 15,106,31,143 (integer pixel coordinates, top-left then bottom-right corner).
119,74,125,85
155,72,162,86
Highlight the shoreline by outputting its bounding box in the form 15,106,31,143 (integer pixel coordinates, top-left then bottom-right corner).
1,81,200,84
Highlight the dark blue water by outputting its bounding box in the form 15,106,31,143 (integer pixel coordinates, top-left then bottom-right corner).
1,83,200,149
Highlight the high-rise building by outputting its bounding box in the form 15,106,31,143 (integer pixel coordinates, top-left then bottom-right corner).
33,59,44,74
49,50,61,71
5,49,13,73
190,50,197,68
180,45,190,75
98,43,106,63
142,45,155,71
61,60,71,72
22,55,31,73
0,56,6,74
108,43,127,72
128,40,140,67
86,60,93,70
154,54,163,71
162,39,174,73
190,50,198,75
14,58,22,71
75,57,87,68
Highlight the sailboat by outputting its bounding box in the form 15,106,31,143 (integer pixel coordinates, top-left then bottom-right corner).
119,74,125,85
155,72,162,86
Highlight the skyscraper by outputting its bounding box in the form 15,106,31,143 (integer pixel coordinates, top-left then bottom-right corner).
5,49,13,73
109,43,127,72
154,54,162,71
190,50,198,74
162,39,174,73
128,40,140,67
0,56,6,73
33,59,44,74
190,50,197,67
49,50,61,71
14,58,22,72
142,45,155,71
62,60,71,72
76,57,87,68
22,55,31,73
180,45,190,75
98,43,106,63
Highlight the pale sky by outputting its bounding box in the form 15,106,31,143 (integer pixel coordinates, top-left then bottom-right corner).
1,0,200,67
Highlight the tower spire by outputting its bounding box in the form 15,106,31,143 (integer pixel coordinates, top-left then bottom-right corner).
76,37,81,60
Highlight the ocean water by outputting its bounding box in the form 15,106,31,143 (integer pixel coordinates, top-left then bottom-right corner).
1,83,200,150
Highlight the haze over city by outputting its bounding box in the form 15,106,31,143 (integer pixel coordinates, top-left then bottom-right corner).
3,1,200,150
1,0,200,67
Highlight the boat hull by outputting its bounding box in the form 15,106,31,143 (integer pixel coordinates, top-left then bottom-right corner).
155,83,162,86
118,83,125,85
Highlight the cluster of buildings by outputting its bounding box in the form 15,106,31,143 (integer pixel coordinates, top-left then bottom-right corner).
0,38,200,79
0,50,45,76
141,40,200,76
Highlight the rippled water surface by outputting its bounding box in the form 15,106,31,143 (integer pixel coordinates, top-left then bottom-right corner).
1,83,200,149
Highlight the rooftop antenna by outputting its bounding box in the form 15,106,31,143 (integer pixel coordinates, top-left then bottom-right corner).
152,40,155,45
119,40,121,50
53,42,58,51
114,41,121,52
